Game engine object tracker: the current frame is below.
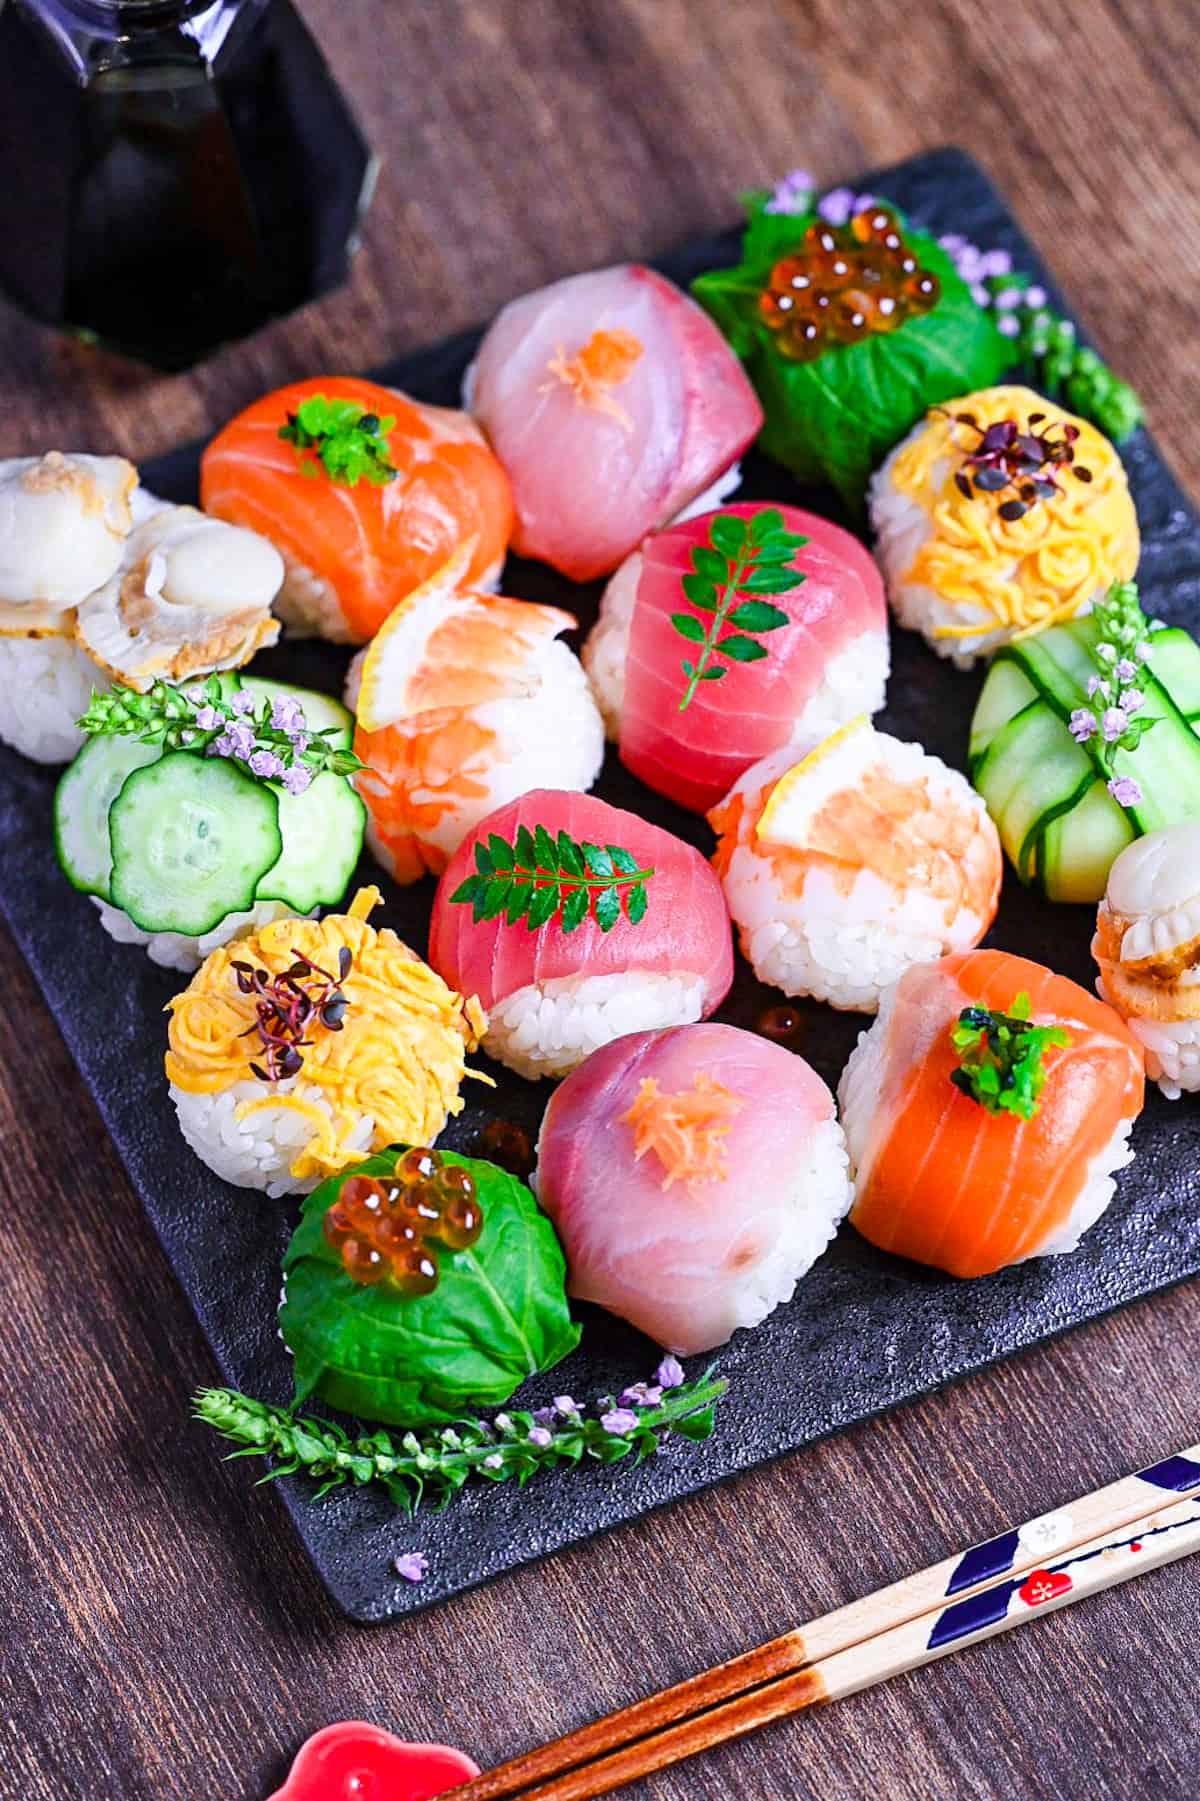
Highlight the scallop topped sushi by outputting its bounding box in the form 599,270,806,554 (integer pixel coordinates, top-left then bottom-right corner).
536,1023,852,1355
466,264,763,582
583,502,889,814
428,790,733,1078
840,949,1145,1278
870,385,1139,667
710,718,1002,1012
201,378,514,643
347,546,605,884
1093,822,1200,1099
166,888,487,1196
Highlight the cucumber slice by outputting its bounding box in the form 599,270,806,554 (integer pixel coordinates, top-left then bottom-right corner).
973,702,1093,886
238,676,354,751
54,736,162,900
109,753,282,937
1143,628,1200,723
256,771,367,914
1041,779,1136,903
968,654,1038,765
1118,669,1200,836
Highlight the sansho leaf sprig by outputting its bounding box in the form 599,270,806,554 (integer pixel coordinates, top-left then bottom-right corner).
673,508,807,711
449,826,654,934
193,1366,726,1516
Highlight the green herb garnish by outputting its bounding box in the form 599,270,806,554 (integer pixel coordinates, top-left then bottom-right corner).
449,826,653,934
278,395,398,487
193,1367,726,1516
672,508,804,712
78,675,366,795
949,991,1071,1120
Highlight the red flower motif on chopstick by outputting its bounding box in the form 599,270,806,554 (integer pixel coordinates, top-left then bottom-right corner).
1017,1568,1074,1607
269,1721,478,1801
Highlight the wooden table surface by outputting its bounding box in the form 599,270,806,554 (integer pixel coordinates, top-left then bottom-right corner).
2,2,1198,1795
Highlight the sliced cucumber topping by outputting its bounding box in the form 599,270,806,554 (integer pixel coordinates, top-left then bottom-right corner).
968,653,1037,764
256,770,366,914
1040,780,1136,903
109,753,282,937
1143,628,1200,724
54,735,162,900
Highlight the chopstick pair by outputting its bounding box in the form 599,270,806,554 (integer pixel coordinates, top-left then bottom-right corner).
450,1442,1200,1800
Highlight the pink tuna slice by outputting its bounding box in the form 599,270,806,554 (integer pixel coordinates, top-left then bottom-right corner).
427,790,733,1015
536,1023,838,1355
620,503,888,813
468,265,763,582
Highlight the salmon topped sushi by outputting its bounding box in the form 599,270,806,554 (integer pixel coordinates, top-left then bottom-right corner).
201,378,514,643
839,949,1145,1278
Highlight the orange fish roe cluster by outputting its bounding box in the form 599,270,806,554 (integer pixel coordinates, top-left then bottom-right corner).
322,1148,484,1294
758,207,940,362
620,1072,743,1191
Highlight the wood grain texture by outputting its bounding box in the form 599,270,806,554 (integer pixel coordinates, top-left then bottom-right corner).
1,1,1198,1795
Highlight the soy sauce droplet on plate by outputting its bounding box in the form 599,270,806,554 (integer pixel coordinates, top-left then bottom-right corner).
757,1005,804,1045
478,1118,534,1179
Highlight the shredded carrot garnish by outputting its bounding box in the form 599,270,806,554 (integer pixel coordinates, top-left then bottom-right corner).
620,1071,743,1190
542,328,643,432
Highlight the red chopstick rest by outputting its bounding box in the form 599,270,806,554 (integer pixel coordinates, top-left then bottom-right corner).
269,1722,479,1799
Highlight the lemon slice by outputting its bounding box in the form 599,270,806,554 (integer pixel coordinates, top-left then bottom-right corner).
756,716,873,849
354,538,476,732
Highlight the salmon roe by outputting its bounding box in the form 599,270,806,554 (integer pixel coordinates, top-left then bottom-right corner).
758,207,940,362
323,1150,483,1294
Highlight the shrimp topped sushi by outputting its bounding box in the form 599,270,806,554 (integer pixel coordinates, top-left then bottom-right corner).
710,718,1002,1012
347,545,604,883
466,265,763,581
428,790,733,1078
1093,822,1200,1099
583,502,889,814
870,385,1139,667
839,949,1145,1278
201,378,514,643
166,888,487,1196
535,1023,851,1354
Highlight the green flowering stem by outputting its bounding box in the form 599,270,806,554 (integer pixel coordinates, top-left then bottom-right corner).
984,273,1143,442
193,1370,727,1516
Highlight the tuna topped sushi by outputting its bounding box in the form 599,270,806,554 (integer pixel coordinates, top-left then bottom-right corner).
870,385,1139,667
428,790,733,1078
1093,822,1200,1099
347,545,604,884
535,1023,852,1355
466,264,763,582
840,949,1145,1278
166,888,487,1196
201,378,514,643
583,502,889,814
710,718,1002,1012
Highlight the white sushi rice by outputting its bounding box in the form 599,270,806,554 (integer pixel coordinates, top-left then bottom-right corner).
487,970,707,1080
351,637,605,880
92,896,309,975
839,988,1137,1262
718,738,995,1013
275,546,504,642
169,1076,375,1197
1096,980,1200,1102
0,634,109,764
584,551,888,745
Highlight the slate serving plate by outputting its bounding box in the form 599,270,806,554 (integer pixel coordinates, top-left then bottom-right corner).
2,148,1198,1624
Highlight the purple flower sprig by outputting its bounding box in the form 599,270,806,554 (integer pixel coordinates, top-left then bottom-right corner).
1064,581,1162,809
78,674,365,796
192,1363,725,1518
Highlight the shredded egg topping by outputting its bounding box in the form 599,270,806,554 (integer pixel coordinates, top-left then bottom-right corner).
165,887,489,1181
891,385,1139,640
620,1071,743,1190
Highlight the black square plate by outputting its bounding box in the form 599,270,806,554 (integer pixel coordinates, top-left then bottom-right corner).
3,148,1197,1622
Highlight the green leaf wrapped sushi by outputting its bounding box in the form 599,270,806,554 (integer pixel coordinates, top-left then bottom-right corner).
54,673,366,970
969,582,1200,903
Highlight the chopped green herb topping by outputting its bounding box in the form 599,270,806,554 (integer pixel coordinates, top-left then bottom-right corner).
278,395,398,487
949,990,1071,1120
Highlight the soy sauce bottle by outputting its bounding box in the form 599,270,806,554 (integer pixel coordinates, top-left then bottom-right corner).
0,0,376,369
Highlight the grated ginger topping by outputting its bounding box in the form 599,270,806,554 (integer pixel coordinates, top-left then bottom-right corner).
620,1071,743,1191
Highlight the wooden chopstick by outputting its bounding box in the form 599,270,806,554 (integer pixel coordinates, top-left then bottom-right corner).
500,1493,1200,1801
451,1442,1200,1800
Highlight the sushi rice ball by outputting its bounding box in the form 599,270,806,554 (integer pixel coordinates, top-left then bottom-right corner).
165,888,487,1196
1093,821,1200,1099
428,789,733,1079
535,1023,852,1354
839,949,1145,1277
870,385,1139,668
709,718,1002,1012
347,544,604,883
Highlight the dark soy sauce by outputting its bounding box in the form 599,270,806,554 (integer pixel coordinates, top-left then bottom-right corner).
0,0,376,370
